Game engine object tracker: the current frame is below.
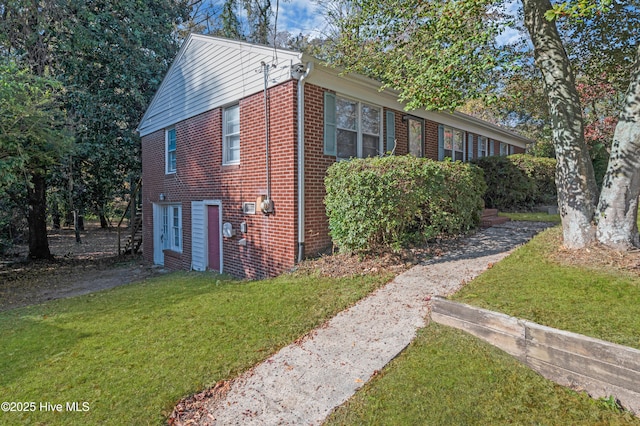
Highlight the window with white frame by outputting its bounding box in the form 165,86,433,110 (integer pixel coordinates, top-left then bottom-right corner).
166,128,176,174
161,204,182,252
333,95,382,160
443,126,465,161
223,104,240,164
500,142,509,156
478,136,488,158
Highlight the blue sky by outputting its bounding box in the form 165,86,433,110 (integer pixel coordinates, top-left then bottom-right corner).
274,1,327,38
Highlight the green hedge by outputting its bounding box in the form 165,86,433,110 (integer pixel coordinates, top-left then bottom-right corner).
472,154,557,210
324,156,486,253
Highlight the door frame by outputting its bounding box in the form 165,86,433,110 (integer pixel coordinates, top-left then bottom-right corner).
152,203,164,265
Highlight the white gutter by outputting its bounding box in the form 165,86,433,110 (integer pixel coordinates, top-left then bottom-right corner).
294,62,313,263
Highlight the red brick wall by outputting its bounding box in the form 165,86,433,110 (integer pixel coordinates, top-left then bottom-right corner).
141,80,298,279
142,79,528,276
424,120,440,160
389,109,408,156
302,84,334,255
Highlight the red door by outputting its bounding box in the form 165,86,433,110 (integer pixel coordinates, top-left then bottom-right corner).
207,205,220,271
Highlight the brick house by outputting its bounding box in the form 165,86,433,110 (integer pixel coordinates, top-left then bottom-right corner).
137,34,531,279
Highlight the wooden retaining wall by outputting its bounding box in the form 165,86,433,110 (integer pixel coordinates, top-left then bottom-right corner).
431,297,640,415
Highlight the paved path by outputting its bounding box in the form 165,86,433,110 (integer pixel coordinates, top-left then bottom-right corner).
180,222,551,425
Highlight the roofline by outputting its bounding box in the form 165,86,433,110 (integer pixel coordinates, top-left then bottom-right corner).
302,55,534,146
138,34,534,146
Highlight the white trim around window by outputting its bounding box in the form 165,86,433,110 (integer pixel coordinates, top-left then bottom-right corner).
161,203,182,252
478,136,489,158
166,127,176,174
223,104,240,165
326,93,383,160
442,125,465,162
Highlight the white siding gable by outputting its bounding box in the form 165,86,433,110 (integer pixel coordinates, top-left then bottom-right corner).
138,34,302,137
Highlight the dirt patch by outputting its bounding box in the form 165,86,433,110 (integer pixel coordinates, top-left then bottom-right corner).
294,235,474,279
548,228,640,277
0,223,161,312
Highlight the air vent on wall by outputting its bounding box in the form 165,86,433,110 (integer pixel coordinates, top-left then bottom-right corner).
243,202,256,215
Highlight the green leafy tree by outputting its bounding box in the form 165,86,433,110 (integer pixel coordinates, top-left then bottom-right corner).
0,0,190,257
0,61,71,258
327,0,510,111
57,0,190,227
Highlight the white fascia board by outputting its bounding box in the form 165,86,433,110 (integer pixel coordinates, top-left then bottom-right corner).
304,60,533,148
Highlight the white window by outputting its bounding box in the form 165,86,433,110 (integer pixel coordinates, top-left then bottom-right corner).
166,128,176,174
334,96,382,160
500,142,509,156
223,104,240,164
443,126,465,161
478,136,488,158
161,204,182,252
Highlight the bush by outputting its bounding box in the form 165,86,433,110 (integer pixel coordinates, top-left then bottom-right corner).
472,154,557,210
324,156,486,253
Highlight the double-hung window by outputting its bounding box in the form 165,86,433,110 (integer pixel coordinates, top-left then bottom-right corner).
478,136,488,158
166,128,176,174
325,93,382,160
443,126,465,161
500,142,509,156
223,104,240,165
161,204,182,252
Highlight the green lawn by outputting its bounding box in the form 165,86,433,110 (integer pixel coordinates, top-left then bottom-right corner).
326,323,640,425
499,210,561,223
0,271,390,425
325,226,640,424
3,225,640,425
454,227,640,349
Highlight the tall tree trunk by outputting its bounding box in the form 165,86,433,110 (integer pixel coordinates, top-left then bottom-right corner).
596,45,640,249
28,171,53,259
522,0,599,248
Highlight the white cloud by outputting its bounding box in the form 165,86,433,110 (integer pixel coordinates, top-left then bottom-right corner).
275,0,326,38
496,27,525,46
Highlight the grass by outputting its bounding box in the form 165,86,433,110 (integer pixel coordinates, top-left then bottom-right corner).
326,323,640,425
0,271,391,425
499,211,561,223
325,226,640,424
454,227,640,349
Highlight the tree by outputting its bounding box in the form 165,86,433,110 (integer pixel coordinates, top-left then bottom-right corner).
0,0,190,256
521,0,599,248
57,0,190,227
329,0,640,250
594,45,640,249
0,1,67,258
0,61,71,259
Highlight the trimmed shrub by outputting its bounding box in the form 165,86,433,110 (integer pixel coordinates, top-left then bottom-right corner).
324,156,486,253
472,154,557,210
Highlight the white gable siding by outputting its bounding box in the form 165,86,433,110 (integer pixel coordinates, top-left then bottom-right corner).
139,34,302,137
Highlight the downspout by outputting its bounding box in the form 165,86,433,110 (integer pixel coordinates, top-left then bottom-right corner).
294,62,313,263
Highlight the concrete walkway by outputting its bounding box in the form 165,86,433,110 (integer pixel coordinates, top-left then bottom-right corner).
180,222,551,425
